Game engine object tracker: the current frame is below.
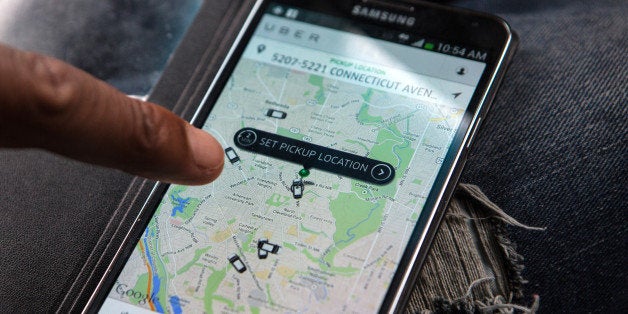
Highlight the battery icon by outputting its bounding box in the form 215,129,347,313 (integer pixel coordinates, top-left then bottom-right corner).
424,42,435,50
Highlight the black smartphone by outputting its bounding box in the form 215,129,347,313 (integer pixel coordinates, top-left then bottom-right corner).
89,0,517,312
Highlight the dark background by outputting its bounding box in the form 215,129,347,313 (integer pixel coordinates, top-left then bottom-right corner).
0,0,626,312
453,1,627,312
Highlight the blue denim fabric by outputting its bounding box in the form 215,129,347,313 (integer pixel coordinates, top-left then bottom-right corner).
450,0,627,312
0,0,202,95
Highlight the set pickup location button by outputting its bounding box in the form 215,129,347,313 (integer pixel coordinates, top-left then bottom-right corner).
234,128,395,185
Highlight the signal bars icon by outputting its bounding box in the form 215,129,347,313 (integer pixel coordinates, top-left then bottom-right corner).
411,38,425,47
411,39,435,51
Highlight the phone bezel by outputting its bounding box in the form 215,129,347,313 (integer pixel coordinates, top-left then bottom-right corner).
83,0,517,312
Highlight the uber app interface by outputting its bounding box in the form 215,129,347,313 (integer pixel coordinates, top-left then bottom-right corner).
103,4,485,313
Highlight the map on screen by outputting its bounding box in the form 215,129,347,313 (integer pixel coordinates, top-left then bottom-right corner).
102,8,483,313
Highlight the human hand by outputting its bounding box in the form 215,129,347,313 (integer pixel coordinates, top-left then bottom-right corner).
0,44,224,185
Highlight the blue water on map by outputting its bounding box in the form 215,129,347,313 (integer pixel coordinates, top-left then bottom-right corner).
143,228,164,312
169,295,183,314
170,193,191,217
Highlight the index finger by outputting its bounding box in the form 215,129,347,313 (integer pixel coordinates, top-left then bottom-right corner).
0,44,224,185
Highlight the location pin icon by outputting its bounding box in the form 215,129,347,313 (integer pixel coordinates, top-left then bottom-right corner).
257,44,266,54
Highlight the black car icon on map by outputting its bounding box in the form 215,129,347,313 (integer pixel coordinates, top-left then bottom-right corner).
224,147,240,164
291,178,304,199
258,238,280,254
258,247,268,259
266,109,287,119
227,253,246,273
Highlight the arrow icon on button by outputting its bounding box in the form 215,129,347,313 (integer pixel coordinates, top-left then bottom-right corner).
452,92,462,99
371,164,393,182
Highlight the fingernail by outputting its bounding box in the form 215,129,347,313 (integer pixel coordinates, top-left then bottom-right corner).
186,125,224,174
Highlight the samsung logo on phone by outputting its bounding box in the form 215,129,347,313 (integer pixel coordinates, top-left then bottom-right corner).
351,5,416,27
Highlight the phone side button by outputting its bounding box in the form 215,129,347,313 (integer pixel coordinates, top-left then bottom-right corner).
466,117,482,149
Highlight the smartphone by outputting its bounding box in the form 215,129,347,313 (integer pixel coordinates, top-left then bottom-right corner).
88,0,517,312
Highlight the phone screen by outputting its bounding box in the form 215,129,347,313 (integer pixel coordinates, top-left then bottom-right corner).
101,2,491,313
